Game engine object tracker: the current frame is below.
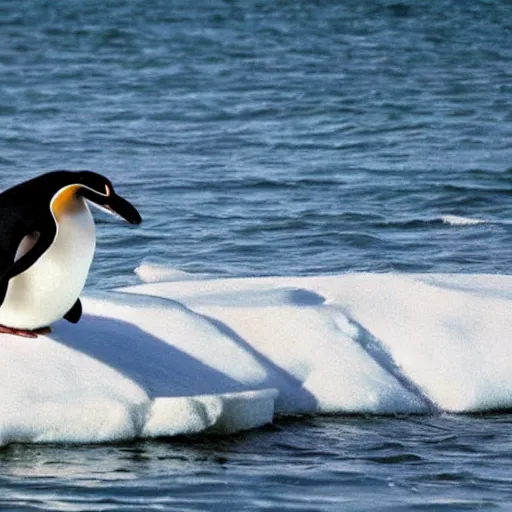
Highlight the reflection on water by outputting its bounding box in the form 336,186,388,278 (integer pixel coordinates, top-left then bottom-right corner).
2,415,512,510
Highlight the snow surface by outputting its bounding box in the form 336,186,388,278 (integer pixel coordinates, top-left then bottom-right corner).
1,268,511,446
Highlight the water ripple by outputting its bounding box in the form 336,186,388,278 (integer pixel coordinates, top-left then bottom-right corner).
0,0,511,508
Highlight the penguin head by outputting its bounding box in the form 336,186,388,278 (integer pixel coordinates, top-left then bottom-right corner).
3,170,142,225
75,171,142,225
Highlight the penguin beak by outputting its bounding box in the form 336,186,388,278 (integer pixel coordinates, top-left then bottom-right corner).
103,192,142,225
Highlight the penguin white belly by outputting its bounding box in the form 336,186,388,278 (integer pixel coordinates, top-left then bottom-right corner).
0,202,95,329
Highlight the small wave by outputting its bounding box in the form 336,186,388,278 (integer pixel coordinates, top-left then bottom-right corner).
440,215,487,226
164,177,345,193
374,215,490,230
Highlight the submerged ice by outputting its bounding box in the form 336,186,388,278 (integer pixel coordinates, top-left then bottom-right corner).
0,269,511,446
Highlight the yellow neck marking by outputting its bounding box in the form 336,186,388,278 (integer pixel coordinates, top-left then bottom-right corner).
50,185,84,220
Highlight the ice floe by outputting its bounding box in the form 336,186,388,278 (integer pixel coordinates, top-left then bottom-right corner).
0,268,511,446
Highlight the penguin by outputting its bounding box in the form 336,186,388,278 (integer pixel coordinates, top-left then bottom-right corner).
0,170,141,338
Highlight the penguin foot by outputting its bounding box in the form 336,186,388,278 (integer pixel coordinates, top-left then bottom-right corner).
0,324,52,338
33,326,52,336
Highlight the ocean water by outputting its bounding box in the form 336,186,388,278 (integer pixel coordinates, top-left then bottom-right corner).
0,0,511,510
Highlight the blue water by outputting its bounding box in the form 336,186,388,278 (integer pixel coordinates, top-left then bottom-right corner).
1,0,511,509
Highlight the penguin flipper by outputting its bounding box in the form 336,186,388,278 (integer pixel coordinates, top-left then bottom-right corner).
0,279,8,308
64,298,82,324
3,221,56,280
0,219,57,307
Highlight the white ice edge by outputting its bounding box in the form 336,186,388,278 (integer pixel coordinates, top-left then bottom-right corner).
0,270,511,446
144,389,278,438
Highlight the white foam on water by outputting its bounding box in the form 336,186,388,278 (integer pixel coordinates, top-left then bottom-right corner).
0,269,511,446
441,214,487,226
